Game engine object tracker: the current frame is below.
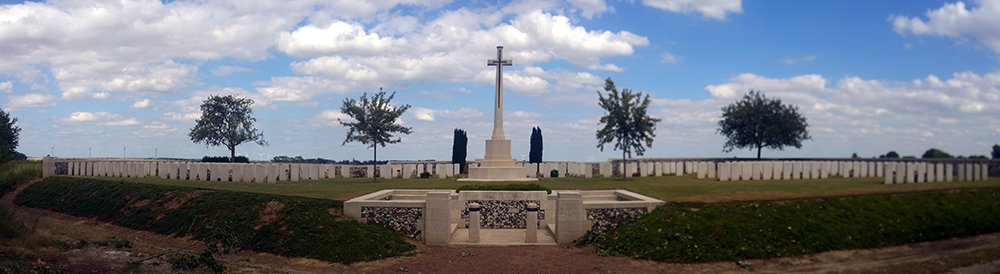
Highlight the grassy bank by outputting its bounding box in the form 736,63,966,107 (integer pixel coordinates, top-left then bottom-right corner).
109,175,1000,202
0,161,41,197
578,188,1000,263
14,177,415,264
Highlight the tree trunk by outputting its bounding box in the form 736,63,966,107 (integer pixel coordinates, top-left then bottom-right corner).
756,144,762,159
373,145,378,183
230,146,236,163
622,149,627,180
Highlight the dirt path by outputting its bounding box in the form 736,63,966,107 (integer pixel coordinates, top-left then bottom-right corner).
6,180,1000,273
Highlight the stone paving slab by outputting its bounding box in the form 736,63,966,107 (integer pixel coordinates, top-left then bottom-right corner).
449,228,557,246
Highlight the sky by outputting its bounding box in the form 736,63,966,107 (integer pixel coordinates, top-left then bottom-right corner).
1,0,999,162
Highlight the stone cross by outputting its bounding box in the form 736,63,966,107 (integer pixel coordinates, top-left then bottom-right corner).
487,46,512,140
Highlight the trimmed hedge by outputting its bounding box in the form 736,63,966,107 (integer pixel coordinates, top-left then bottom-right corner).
14,177,414,263
578,189,1000,263
456,183,552,194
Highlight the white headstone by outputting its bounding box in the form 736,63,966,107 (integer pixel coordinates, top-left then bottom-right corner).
926,163,935,182
402,164,413,179
774,162,785,180
981,163,988,181
742,162,753,181
697,162,707,179
905,163,915,183
894,162,907,184
750,163,761,180
762,162,773,180
883,163,894,184
945,164,953,182
718,162,730,181
792,162,803,179
973,164,981,181
242,164,254,182
733,162,744,181
675,162,683,176
707,162,716,179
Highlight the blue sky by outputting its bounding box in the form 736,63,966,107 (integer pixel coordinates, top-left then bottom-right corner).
1,0,999,161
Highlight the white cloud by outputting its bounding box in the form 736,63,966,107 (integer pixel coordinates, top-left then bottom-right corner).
254,76,357,103
130,98,150,108
278,21,409,57
5,93,56,109
705,73,826,99
783,55,817,65
211,66,253,77
566,0,611,19
98,118,139,126
161,112,201,122
412,107,436,121
0,81,11,93
891,1,1000,53
275,9,648,92
660,53,681,64
412,107,484,121
62,111,139,126
134,122,178,137
311,109,353,127
641,0,743,20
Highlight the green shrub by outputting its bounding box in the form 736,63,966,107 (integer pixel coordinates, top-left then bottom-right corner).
201,156,249,163
550,169,559,178
15,177,414,264
456,183,552,194
0,161,42,197
0,204,25,238
419,171,431,178
578,189,1000,263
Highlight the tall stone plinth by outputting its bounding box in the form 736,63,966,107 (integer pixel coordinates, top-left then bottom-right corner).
462,139,536,182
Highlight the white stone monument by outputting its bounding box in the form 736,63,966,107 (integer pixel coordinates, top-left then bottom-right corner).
462,46,535,182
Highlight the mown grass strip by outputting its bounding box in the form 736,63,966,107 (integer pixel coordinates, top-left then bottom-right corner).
14,177,415,264
456,183,552,194
579,189,1000,263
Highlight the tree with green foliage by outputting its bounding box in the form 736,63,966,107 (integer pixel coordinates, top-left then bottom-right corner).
188,95,268,163
529,127,543,173
717,90,810,159
452,129,467,174
922,148,954,159
596,78,661,179
882,151,900,158
0,109,21,163
339,88,412,182
992,144,1000,159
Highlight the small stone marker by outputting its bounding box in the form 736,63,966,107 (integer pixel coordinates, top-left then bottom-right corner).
526,203,538,243
469,202,481,243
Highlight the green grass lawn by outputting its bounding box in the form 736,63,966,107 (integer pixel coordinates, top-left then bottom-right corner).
95,174,1000,202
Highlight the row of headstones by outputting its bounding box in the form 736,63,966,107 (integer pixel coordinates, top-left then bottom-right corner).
603,161,710,178
718,161,841,181
520,161,710,178
521,162,595,178
65,161,467,182
380,163,462,179
883,162,988,184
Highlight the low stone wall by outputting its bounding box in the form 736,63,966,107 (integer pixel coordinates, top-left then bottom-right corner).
361,206,423,238
345,189,665,245
586,208,647,233
459,200,545,229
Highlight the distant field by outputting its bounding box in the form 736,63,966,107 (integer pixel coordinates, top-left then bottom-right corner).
97,175,1000,202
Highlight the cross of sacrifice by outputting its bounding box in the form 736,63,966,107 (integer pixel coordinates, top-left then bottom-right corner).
487,46,512,140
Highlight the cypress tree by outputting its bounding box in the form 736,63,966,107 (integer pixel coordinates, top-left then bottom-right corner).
529,127,543,173
452,129,467,173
